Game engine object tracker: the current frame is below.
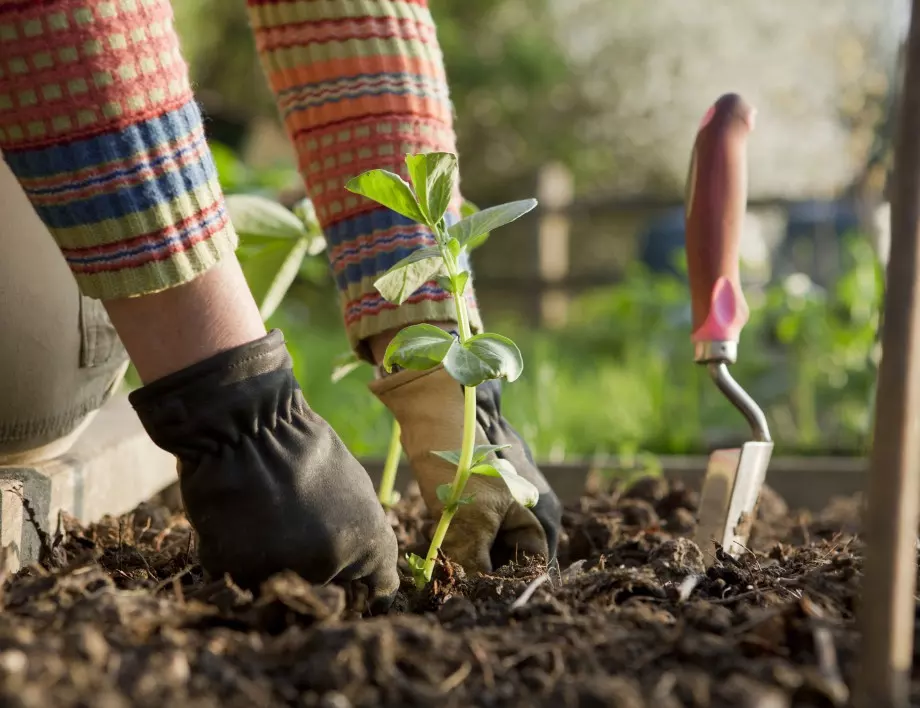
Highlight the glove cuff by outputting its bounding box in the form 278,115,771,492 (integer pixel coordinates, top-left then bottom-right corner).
129,329,302,457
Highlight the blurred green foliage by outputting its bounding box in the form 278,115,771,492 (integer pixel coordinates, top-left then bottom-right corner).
272,234,882,460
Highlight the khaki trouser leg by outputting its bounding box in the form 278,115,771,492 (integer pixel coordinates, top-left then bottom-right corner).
0,154,129,464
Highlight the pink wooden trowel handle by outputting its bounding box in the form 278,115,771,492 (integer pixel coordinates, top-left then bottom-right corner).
685,93,755,344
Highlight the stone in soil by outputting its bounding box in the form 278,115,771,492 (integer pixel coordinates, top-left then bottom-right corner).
0,478,912,708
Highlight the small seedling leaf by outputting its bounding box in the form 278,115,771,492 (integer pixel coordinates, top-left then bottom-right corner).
442,333,524,386
435,275,455,293
436,483,454,505
345,169,426,224
383,324,455,372
442,341,497,387
432,449,462,465
448,199,538,251
457,495,475,506
472,444,512,464
447,237,462,260
476,459,539,508
406,553,429,588
471,463,501,477
373,247,445,305
467,333,524,382
454,271,470,296
406,152,458,227
226,194,308,242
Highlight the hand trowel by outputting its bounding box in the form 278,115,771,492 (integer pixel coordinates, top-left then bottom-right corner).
684,93,774,561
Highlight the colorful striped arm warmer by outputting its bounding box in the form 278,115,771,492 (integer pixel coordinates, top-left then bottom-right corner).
0,0,237,300
246,0,481,349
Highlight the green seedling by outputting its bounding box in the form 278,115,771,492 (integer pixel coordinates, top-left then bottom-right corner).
331,351,403,508
346,153,540,587
225,194,326,321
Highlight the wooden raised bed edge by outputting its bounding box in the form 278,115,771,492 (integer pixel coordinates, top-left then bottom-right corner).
360,455,868,512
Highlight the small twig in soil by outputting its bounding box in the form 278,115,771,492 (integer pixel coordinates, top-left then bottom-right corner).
154,564,194,594
438,662,471,693
798,517,812,546
561,559,586,582
468,640,495,690
812,625,849,706
510,573,550,610
500,643,558,670
707,588,763,605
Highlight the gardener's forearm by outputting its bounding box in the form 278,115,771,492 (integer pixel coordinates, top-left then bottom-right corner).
104,257,266,383
0,0,238,301
246,0,481,356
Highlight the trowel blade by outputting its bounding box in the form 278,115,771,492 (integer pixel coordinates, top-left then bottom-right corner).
693,440,774,562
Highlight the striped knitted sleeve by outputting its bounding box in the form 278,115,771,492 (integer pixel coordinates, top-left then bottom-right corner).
246,0,481,350
0,0,237,300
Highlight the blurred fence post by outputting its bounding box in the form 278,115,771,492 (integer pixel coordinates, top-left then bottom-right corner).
536,163,575,328
854,0,920,705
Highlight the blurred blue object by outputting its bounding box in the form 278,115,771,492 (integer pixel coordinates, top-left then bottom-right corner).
638,207,687,278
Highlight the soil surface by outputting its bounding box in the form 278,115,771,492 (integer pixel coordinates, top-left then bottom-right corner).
0,476,913,708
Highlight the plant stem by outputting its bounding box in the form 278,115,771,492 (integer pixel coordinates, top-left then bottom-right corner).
419,224,479,582
378,419,402,507
421,385,477,581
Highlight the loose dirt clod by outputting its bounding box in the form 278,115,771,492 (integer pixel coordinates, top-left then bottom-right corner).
0,479,915,707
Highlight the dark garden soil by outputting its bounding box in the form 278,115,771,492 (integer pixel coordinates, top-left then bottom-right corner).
0,476,913,708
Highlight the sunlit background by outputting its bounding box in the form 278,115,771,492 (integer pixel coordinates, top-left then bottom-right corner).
169,0,909,462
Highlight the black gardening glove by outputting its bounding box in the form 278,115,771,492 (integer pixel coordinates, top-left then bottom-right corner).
129,330,399,611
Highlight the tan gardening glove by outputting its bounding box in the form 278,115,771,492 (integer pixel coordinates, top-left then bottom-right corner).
370,365,561,574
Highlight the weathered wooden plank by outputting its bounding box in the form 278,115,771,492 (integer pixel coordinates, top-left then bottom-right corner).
360,456,868,512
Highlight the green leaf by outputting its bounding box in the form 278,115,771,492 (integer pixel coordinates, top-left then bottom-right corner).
447,238,462,260
382,324,455,372
373,247,445,305
226,194,308,242
442,333,524,386
457,495,475,506
238,236,311,321
406,553,428,588
436,483,454,505
454,271,470,296
473,459,539,508
448,199,538,251
345,169,426,224
472,444,511,464
435,275,455,293
471,463,501,477
406,152,458,227
432,449,462,466
467,333,524,383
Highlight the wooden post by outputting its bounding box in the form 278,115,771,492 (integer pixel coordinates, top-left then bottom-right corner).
853,3,920,706
536,163,574,328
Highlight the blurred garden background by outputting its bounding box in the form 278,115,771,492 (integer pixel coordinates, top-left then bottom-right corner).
170,0,910,462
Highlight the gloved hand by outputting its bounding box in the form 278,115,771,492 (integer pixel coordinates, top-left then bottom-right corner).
370,366,562,573
129,330,399,612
